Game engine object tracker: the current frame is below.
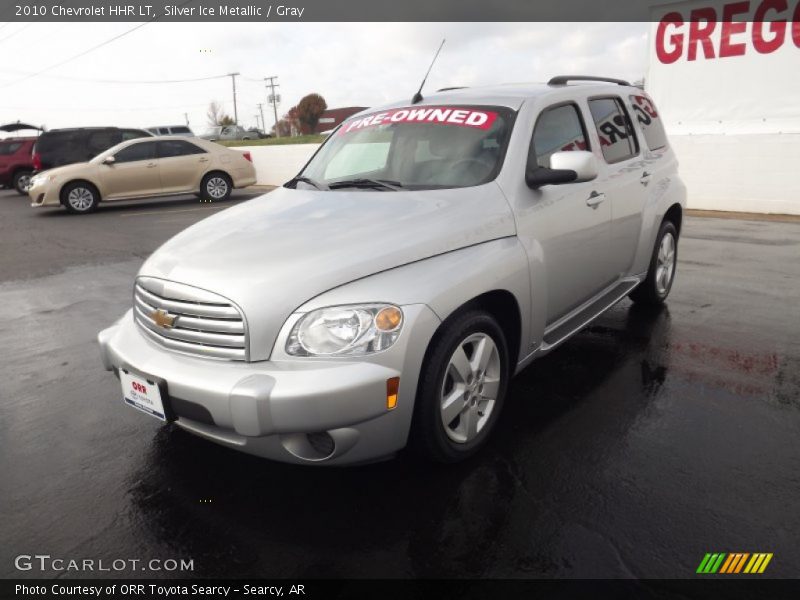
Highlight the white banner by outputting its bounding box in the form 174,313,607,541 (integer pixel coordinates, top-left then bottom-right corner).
647,0,800,134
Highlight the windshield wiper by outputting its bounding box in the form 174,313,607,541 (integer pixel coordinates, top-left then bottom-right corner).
328,178,403,191
287,176,328,190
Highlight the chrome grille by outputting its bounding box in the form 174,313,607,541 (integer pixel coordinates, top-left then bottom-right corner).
133,277,247,361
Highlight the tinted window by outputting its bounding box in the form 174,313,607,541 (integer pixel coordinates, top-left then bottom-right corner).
114,141,157,163
589,97,639,163
529,104,589,169
0,142,23,155
630,95,668,151
121,129,149,142
157,140,205,158
87,130,121,155
171,126,191,134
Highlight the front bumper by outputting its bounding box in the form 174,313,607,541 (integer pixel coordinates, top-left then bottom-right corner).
98,306,439,465
28,179,60,207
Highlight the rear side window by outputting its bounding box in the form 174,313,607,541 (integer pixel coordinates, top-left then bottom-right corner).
87,130,121,155
529,103,589,169
114,141,157,163
588,97,639,163
157,140,205,158
122,129,149,141
630,95,668,151
0,142,23,155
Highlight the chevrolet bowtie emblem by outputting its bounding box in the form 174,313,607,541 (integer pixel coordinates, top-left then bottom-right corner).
151,309,177,329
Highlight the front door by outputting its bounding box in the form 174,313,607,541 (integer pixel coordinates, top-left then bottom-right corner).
515,102,615,325
101,141,161,200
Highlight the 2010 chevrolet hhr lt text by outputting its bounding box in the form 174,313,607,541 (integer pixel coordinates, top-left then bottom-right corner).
98,77,686,465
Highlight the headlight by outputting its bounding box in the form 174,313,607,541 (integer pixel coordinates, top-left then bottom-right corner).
286,304,404,356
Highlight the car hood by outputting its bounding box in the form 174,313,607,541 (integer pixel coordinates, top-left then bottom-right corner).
139,183,516,360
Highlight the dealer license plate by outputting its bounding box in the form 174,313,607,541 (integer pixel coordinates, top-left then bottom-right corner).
120,370,167,421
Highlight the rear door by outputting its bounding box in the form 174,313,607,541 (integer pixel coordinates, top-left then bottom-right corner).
100,141,161,199
586,96,647,277
157,139,209,193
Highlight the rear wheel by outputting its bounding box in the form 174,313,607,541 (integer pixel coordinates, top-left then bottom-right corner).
13,170,33,195
411,310,510,463
201,172,232,202
61,182,100,214
630,220,678,305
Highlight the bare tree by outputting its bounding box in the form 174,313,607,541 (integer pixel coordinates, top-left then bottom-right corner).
206,101,233,127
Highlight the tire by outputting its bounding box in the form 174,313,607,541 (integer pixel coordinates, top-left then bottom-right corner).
61,181,100,214
629,220,679,305
13,170,33,195
201,172,232,202
410,310,510,463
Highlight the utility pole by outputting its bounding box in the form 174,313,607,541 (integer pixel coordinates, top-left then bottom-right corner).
254,114,261,130
264,76,280,137
228,72,241,124
184,112,189,126
257,102,266,135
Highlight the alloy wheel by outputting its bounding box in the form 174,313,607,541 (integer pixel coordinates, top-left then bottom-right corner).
440,332,502,444
67,187,94,211
655,232,676,295
207,177,228,199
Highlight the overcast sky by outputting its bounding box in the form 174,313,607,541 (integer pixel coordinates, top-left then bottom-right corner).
0,22,649,135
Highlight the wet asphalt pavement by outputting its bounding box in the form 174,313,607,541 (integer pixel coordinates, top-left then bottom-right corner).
1,188,799,580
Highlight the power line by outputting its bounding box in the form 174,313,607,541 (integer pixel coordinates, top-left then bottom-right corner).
0,69,230,85
0,0,194,89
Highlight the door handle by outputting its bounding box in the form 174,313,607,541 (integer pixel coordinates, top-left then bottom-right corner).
198,157,209,162
146,162,157,168
586,191,606,208
640,171,651,186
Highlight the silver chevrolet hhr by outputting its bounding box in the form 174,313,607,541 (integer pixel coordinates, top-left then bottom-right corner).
98,76,686,465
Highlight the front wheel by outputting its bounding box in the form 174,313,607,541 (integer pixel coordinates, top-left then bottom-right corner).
62,182,100,214
629,220,678,305
201,173,232,202
411,310,510,463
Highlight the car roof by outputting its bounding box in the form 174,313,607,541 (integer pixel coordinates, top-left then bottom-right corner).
361,80,642,113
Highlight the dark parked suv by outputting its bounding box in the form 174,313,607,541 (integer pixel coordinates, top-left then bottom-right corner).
33,127,152,172
0,137,37,194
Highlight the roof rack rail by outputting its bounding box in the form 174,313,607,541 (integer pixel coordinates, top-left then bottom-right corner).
436,86,468,92
548,75,631,87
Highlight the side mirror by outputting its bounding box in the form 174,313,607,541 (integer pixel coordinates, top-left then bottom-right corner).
525,150,598,188
102,155,116,165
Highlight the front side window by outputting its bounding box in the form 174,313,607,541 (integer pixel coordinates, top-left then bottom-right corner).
114,141,157,163
297,105,515,190
630,95,668,151
157,140,205,158
529,103,589,169
121,129,148,142
589,97,639,163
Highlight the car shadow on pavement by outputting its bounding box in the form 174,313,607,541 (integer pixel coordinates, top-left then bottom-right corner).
122,303,673,578
33,194,255,217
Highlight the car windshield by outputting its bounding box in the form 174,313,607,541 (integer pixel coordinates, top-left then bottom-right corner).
296,105,515,191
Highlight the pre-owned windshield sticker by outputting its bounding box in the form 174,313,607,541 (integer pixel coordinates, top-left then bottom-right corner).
341,107,499,133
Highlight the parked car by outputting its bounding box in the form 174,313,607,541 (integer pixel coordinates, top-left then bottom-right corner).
29,136,256,213
146,125,194,137
0,137,36,194
32,127,152,172
246,128,271,139
98,76,686,466
200,125,257,141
